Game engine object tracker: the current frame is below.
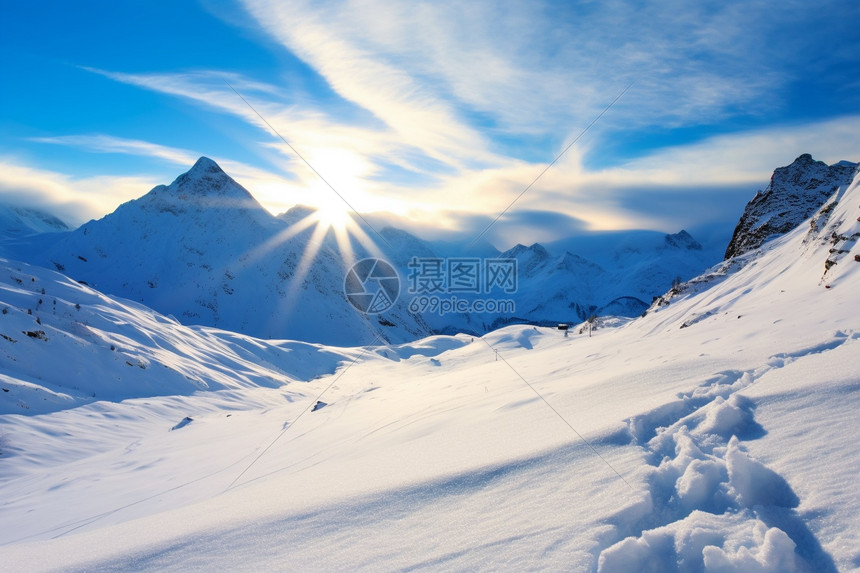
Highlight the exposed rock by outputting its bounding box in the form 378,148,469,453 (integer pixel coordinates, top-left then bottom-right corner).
725,154,857,259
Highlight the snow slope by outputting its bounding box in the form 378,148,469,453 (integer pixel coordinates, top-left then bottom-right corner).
0,164,858,571
0,258,360,416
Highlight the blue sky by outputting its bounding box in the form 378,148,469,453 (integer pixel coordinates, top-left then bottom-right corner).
1,0,859,250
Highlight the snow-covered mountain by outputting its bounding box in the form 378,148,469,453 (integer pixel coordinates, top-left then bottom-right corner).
7,158,432,346
1,159,859,571
503,229,713,323
389,228,716,336
4,157,721,343
0,204,70,240
724,153,857,259
12,153,855,346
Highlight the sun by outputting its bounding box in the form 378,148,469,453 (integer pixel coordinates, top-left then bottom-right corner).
309,196,364,265
314,201,353,232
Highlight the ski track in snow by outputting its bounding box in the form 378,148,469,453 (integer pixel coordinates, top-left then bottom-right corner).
597,331,857,572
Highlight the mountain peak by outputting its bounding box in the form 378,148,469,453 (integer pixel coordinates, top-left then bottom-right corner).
504,243,549,259
174,156,232,189
105,157,274,228
188,156,223,175
557,251,604,273
724,154,858,259
664,230,702,250
278,204,317,223
160,157,260,206
500,243,551,277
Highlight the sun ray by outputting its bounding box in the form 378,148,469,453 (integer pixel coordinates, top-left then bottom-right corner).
242,212,319,265
288,220,329,298
329,213,356,265
266,218,331,335
347,218,387,260
237,184,393,338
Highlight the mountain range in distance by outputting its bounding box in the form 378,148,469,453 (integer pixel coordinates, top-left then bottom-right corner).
1,153,856,345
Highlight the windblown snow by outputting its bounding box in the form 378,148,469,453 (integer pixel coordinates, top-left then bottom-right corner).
0,159,858,571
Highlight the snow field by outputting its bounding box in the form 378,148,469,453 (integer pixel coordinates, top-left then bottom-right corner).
0,168,859,570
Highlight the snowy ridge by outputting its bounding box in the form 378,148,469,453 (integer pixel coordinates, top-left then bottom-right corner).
724,153,857,259
497,229,714,325
428,230,715,335
595,163,860,570
0,257,358,415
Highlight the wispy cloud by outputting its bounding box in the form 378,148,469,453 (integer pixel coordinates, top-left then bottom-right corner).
16,111,858,248
591,115,860,186
216,0,858,234
31,134,200,166
238,0,820,141
81,67,473,209
458,115,860,244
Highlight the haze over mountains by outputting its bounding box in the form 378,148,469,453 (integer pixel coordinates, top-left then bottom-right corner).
0,205,71,241
0,155,750,344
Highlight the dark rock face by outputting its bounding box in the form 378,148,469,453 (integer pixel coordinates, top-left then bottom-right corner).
664,230,702,251
724,154,857,259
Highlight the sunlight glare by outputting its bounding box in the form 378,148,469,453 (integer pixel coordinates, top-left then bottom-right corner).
314,201,353,232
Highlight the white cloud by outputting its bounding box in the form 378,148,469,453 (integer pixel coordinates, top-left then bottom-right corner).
591,115,860,186
0,158,160,226
11,112,857,243
81,67,475,204
239,1,503,169
78,0,858,234
213,0,849,239
82,68,286,134
375,114,860,245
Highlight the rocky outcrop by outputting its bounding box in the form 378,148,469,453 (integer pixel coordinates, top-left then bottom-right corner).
724,154,857,259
